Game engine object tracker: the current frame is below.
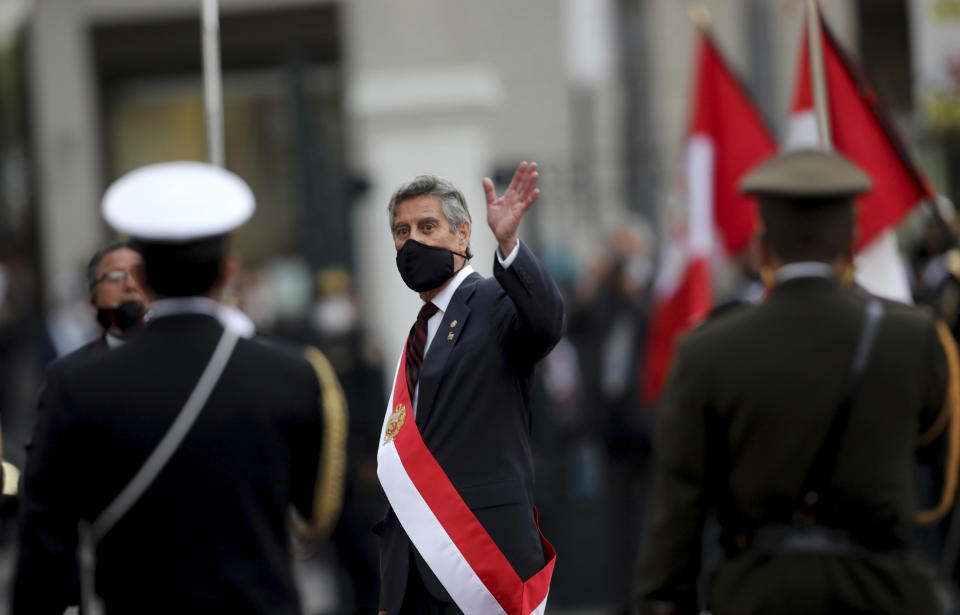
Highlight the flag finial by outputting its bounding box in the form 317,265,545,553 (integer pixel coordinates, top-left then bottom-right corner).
687,2,712,30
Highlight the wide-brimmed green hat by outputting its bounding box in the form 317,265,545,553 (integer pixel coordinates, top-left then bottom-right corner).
740,148,872,199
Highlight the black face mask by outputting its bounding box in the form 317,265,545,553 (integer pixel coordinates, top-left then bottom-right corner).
395,239,469,293
96,301,146,333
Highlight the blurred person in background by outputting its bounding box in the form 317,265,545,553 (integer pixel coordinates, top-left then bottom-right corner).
33,242,149,445
568,219,655,615
14,241,151,557
636,149,959,615
525,251,611,609
0,251,30,544
0,241,148,488
309,267,384,615
273,265,385,614
905,202,960,579
0,250,46,473
306,267,387,615
911,201,960,337
14,162,328,613
73,240,147,353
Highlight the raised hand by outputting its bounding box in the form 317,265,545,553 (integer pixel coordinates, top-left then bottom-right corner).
483,161,540,257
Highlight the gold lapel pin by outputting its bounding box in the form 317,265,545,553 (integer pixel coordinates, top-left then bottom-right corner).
447,332,455,341
450,320,458,328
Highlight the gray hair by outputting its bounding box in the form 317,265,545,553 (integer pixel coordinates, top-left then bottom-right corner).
387,175,473,258
86,240,139,291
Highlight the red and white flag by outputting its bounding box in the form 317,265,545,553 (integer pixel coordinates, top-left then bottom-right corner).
643,32,776,402
785,12,936,302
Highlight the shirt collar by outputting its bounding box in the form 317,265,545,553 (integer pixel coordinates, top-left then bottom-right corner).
775,261,834,283
105,331,125,349
147,297,256,338
429,264,475,314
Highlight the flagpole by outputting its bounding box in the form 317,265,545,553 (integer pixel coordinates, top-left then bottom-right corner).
806,0,833,151
201,0,225,167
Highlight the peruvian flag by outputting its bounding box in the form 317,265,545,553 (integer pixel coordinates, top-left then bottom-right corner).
643,32,776,402
785,12,936,302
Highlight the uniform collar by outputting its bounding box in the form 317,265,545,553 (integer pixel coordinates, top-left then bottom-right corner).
774,261,834,283
766,272,845,305
147,296,255,338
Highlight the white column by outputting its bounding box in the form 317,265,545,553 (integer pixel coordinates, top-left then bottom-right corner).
348,65,504,373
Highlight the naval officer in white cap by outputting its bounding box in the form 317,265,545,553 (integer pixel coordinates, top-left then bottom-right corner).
14,162,324,614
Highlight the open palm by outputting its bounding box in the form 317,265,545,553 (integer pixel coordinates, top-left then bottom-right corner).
483,161,540,254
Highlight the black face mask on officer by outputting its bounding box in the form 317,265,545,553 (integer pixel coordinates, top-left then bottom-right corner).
395,239,469,293
96,301,146,333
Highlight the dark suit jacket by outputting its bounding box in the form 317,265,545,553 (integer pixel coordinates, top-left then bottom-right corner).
379,242,565,612
636,276,949,615
33,334,118,437
49,335,108,366
14,313,323,614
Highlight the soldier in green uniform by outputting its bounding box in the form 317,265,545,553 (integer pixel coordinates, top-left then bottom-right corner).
635,149,960,615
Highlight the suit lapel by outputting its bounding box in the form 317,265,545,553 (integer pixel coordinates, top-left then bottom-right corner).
415,274,479,430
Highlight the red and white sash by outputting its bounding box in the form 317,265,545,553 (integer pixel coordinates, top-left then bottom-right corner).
376,348,556,615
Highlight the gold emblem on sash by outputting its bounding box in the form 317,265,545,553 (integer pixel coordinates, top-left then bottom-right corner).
384,403,406,444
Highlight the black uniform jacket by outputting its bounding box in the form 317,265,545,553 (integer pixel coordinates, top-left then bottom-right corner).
637,275,950,615
35,334,117,427
14,312,322,614
378,242,565,612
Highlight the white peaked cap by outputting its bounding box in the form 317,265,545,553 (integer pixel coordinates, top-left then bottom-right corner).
102,161,255,242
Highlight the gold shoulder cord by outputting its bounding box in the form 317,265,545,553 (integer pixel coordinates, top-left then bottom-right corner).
916,321,960,525
291,345,349,552
0,420,18,497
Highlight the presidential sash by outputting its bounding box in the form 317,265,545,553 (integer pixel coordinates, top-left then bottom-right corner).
377,349,556,615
